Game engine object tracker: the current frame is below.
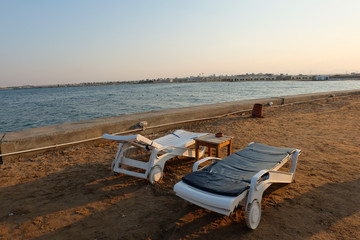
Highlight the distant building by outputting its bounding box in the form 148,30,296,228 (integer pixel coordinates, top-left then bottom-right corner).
315,75,330,81
230,74,276,81
290,74,313,80
158,78,173,83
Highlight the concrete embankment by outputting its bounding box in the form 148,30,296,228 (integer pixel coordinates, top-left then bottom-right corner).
1,89,360,161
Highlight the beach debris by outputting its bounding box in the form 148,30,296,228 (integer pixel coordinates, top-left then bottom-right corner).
266,101,274,107
138,121,148,130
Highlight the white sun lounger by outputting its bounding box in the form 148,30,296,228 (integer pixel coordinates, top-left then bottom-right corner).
173,142,301,229
103,130,208,183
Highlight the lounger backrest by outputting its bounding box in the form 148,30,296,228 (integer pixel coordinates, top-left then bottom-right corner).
102,134,163,149
103,130,207,150
182,143,296,196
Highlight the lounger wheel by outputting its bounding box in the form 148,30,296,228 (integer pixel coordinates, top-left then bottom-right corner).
149,166,163,184
245,199,261,230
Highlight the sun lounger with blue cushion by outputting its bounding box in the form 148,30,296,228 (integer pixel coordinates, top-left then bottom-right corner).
173,142,301,229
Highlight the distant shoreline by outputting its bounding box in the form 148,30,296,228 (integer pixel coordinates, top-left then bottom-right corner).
1,74,360,90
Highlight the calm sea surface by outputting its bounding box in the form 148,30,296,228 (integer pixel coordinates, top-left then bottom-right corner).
1,81,360,133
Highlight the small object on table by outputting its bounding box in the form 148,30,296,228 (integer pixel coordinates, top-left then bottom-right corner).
215,132,224,138
195,134,233,161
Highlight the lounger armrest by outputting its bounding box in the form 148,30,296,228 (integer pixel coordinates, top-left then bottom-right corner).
193,157,222,172
250,169,270,189
156,146,172,152
290,149,301,174
152,146,178,156
246,169,270,210
136,135,163,149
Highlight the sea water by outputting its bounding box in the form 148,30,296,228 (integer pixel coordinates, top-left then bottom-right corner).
1,81,360,133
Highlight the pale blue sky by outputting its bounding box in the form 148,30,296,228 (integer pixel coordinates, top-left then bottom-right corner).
1,0,359,86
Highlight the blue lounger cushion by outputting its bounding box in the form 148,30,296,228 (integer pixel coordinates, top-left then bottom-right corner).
182,143,296,196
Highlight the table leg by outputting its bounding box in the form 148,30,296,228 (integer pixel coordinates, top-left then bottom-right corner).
216,146,220,158
228,139,233,156
195,142,200,161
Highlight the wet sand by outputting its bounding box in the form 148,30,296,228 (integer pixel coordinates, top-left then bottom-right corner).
1,94,359,239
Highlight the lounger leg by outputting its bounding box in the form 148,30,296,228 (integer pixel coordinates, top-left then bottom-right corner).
111,143,124,171
290,150,301,177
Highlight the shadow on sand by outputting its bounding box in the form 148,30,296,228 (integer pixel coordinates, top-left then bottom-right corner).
22,172,360,240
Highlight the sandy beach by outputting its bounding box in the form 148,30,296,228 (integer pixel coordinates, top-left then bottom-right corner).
1,94,359,240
